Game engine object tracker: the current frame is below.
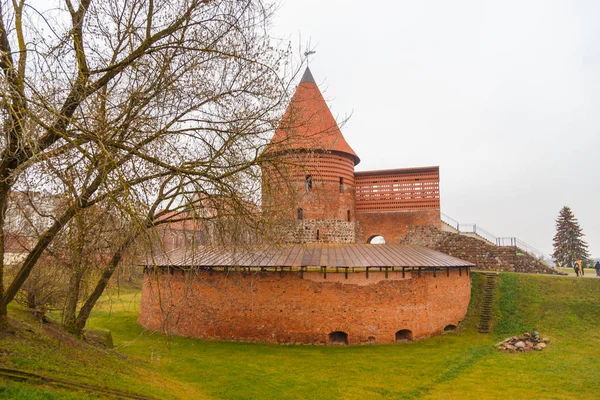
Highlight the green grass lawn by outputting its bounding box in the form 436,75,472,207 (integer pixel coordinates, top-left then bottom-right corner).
558,267,598,277
2,272,599,399
0,381,90,400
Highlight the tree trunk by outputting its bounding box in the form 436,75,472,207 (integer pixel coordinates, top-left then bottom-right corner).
0,183,10,333
3,207,77,307
62,269,84,335
26,290,36,309
0,301,9,332
73,231,139,335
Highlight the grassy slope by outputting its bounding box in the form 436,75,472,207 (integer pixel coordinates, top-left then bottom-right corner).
428,274,600,400
0,294,205,399
0,381,87,400
1,273,599,399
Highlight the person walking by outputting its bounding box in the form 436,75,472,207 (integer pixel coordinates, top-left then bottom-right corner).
577,259,584,276
573,261,580,277
595,261,600,277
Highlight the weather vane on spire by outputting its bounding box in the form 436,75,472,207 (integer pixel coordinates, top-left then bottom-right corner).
304,50,316,65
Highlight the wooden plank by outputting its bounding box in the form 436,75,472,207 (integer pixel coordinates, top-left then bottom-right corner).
353,244,374,267
287,244,304,267
146,244,474,269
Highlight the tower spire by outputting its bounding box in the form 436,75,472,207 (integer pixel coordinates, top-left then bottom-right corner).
300,66,315,84
267,66,360,165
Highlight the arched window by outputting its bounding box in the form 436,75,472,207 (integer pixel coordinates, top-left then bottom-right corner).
297,208,303,220
368,235,386,244
305,175,312,191
444,324,457,332
329,331,348,345
395,329,413,342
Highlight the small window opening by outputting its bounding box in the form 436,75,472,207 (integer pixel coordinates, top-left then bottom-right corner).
328,331,348,345
339,177,343,193
316,230,320,240
368,235,386,244
444,324,457,332
347,210,351,222
305,175,312,191
395,329,413,342
297,208,303,220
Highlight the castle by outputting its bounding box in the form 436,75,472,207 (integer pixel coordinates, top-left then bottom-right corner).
261,67,442,244
138,68,473,345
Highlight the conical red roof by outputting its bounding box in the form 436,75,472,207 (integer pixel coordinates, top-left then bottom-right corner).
268,67,360,165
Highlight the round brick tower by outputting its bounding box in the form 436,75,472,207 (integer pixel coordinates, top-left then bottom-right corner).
263,67,360,243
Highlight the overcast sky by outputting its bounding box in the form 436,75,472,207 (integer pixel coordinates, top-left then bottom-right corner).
271,0,600,258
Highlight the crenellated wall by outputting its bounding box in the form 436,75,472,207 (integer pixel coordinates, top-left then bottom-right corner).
139,268,471,345
354,167,440,213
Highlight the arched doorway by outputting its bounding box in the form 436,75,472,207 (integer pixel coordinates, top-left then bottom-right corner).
395,329,413,342
368,235,386,244
328,331,348,345
444,324,457,332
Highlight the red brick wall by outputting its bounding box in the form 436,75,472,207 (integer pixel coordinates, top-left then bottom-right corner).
262,152,356,221
139,268,470,344
262,151,359,243
356,210,441,244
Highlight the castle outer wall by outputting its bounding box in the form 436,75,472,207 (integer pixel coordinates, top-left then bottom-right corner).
357,210,441,244
139,268,470,345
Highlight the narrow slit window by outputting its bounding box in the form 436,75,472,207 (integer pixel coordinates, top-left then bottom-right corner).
305,175,313,191
297,208,303,220
316,229,320,240
339,177,343,193
347,210,351,222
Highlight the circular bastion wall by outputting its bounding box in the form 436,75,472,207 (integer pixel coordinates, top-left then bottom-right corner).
138,268,471,345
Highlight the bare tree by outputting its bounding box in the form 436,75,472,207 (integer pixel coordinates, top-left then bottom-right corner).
0,0,294,331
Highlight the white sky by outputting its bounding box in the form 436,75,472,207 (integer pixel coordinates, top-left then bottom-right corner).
272,0,600,258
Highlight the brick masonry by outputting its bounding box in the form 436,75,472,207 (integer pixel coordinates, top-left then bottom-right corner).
139,268,471,344
138,70,474,345
356,210,441,244
293,220,356,243
401,225,562,274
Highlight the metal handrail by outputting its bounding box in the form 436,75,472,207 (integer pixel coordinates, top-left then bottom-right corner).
495,237,549,260
442,214,496,244
440,213,459,231
471,225,497,244
516,238,550,262
496,237,516,247
442,213,553,263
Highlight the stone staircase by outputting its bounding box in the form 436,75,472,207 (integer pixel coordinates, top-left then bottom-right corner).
477,272,498,333
441,220,495,245
441,220,459,234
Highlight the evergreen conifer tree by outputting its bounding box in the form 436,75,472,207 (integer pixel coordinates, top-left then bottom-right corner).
552,206,590,267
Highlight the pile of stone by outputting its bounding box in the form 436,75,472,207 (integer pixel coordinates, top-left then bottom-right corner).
495,331,550,352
